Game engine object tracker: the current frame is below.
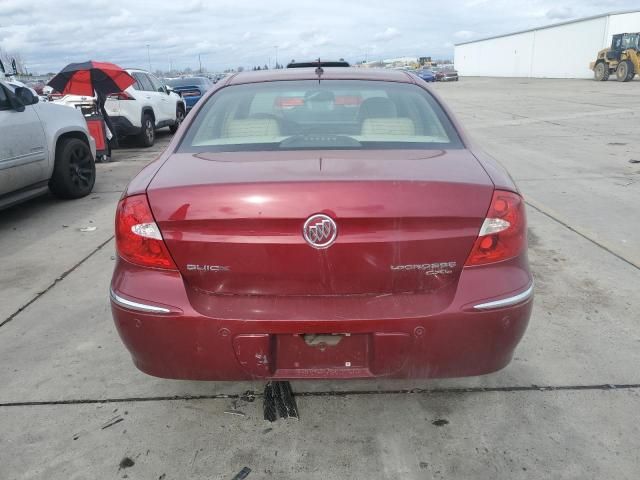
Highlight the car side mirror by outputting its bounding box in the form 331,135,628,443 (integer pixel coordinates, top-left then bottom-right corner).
165,85,174,95
4,87,25,112
14,86,38,106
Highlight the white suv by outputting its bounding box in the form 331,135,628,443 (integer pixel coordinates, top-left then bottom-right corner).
105,69,185,147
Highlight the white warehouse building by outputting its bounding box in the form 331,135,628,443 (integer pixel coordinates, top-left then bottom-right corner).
454,9,640,78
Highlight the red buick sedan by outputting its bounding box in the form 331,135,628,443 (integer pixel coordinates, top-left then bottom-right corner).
110,68,533,380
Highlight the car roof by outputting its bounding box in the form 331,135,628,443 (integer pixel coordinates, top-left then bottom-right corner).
227,67,417,85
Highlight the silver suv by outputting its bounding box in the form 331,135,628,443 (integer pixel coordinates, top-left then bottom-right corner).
0,80,97,210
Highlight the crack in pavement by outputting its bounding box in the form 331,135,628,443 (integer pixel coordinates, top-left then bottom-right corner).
0,236,115,329
454,99,634,134
0,383,638,408
525,200,639,271
519,175,638,182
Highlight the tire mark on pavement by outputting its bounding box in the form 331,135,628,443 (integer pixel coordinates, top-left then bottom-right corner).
0,236,114,329
0,383,638,408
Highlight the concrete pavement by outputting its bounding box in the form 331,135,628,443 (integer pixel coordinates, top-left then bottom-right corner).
0,80,638,479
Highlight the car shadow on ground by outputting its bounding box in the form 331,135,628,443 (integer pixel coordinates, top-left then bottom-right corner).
114,129,174,150
0,193,67,221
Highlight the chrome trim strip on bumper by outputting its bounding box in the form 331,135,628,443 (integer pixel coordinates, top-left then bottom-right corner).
473,283,534,310
110,289,171,314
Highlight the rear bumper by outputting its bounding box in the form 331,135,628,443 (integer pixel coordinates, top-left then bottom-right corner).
110,257,533,380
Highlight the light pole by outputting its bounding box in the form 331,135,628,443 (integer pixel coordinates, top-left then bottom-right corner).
364,48,371,63
274,45,279,69
146,44,151,72
198,53,202,73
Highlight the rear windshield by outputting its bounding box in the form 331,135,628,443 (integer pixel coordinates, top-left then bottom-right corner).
177,80,463,152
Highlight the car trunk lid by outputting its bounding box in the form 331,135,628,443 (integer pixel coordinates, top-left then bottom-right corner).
147,149,493,296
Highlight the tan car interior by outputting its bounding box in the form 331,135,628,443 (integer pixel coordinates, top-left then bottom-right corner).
221,94,418,139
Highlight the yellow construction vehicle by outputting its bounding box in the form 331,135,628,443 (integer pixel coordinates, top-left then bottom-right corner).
591,32,639,82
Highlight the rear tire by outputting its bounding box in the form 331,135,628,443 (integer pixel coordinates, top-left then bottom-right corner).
594,61,609,81
49,138,96,199
138,113,155,147
169,106,185,134
616,61,633,82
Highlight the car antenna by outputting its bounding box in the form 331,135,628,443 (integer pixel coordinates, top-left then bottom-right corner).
315,57,323,83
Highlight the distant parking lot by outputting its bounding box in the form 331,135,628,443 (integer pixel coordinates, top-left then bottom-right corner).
1,78,639,479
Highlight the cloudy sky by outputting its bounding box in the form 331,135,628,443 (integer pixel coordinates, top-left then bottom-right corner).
1,0,637,73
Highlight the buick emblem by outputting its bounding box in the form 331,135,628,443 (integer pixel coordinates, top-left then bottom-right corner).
303,214,338,249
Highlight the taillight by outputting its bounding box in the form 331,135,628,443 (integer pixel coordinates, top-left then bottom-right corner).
115,195,177,270
465,190,526,266
108,91,135,100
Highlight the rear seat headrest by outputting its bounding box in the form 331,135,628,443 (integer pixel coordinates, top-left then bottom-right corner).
357,97,397,122
224,118,280,137
361,118,416,136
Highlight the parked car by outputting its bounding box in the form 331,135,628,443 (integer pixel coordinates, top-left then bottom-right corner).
212,73,227,83
411,69,436,82
110,68,532,381
165,76,213,113
26,80,46,95
0,80,96,210
104,68,186,147
435,67,459,82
